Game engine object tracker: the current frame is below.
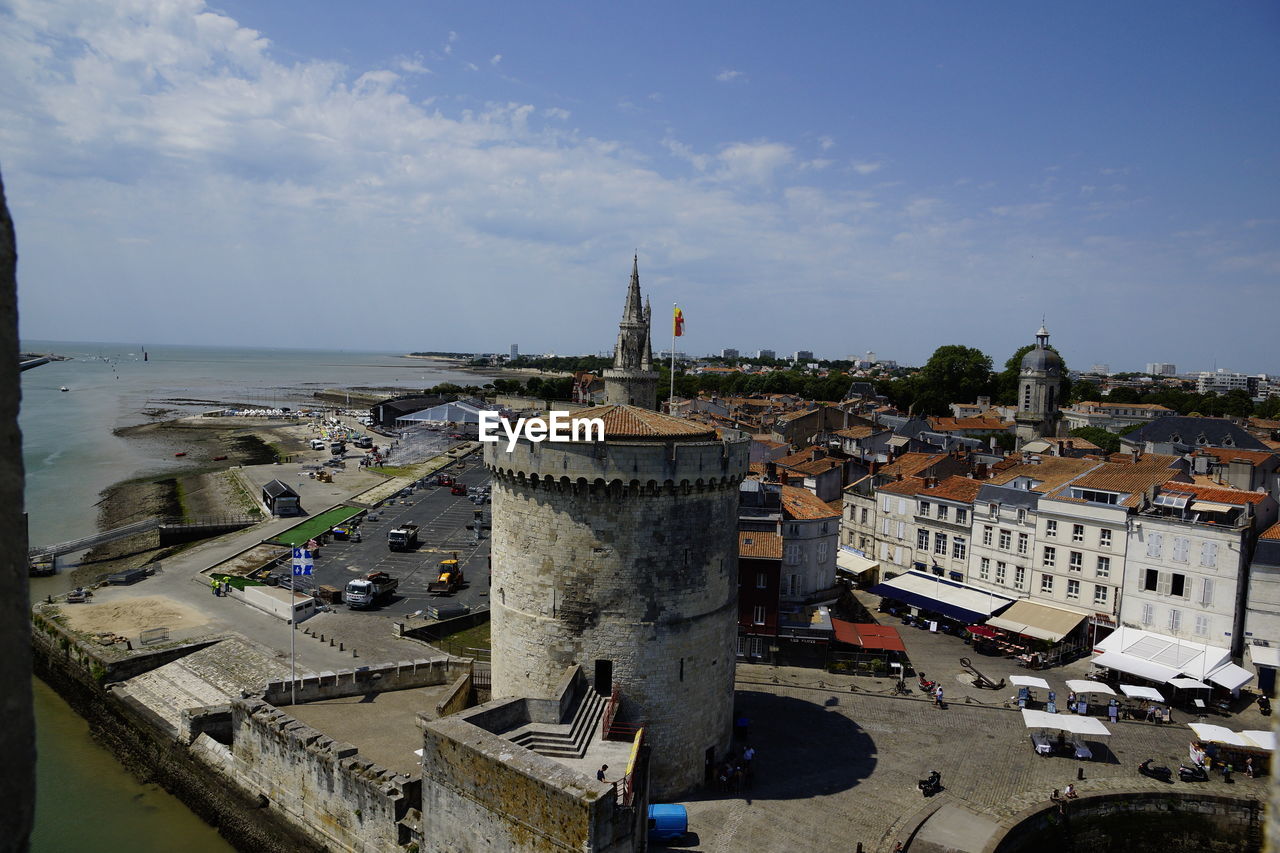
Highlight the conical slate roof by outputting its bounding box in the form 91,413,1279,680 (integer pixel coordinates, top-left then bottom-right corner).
571,404,717,440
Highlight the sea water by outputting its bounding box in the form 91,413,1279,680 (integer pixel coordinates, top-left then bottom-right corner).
22,341,472,851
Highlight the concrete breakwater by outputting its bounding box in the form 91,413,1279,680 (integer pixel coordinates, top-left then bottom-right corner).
31,607,471,853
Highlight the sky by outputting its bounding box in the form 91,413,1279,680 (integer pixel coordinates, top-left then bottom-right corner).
2,1,1278,372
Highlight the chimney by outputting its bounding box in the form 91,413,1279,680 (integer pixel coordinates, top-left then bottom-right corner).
869,460,881,476
977,395,991,409
1131,448,1141,463
1057,441,1065,456
975,462,989,480
1067,440,1074,450
926,476,938,488
765,461,778,482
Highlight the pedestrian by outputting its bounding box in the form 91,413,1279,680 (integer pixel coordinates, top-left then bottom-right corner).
1064,783,1078,799
934,685,944,707
210,577,219,596
1246,757,1254,778
596,764,608,782
1068,691,1077,708
1108,699,1118,724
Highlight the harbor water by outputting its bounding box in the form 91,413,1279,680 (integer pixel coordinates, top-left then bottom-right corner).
22,341,472,851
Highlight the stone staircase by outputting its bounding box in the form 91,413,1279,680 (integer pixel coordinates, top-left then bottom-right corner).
506,689,608,759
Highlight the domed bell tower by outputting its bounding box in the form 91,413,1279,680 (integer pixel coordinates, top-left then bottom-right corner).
1014,324,1063,442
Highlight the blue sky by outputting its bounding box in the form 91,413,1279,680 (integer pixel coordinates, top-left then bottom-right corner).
2,1,1277,372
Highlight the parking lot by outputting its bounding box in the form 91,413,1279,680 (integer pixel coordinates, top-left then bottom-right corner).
305,462,493,615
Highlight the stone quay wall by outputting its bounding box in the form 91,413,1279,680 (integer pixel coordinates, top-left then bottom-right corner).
231,699,418,853
486,434,747,796
31,616,322,853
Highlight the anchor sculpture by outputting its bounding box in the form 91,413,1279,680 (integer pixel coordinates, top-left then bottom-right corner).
959,656,1006,690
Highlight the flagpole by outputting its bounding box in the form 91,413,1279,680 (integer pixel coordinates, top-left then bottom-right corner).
670,303,677,410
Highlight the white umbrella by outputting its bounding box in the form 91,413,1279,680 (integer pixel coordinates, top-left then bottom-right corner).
1065,679,1116,696
1011,675,1051,689
1120,684,1165,702
1168,677,1210,690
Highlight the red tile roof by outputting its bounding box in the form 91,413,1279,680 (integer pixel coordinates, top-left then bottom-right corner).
927,416,1013,432
780,485,840,520
880,452,947,479
1193,448,1279,466
1261,522,1280,541
739,531,783,559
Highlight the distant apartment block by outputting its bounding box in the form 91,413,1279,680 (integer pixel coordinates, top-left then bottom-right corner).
1091,364,1111,375
757,349,776,360
721,348,739,359
1195,370,1257,395
793,350,814,362
1146,362,1177,376
509,343,518,359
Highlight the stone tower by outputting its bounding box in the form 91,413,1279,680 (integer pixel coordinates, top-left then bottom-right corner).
485,404,748,796
603,256,659,410
1014,323,1063,442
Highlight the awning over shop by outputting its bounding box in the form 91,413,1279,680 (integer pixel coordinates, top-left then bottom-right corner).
967,625,1000,640
987,600,1088,643
1168,677,1211,690
831,620,907,652
867,571,1014,624
1191,500,1238,513
1094,651,1181,685
1208,663,1254,691
1250,646,1280,669
836,549,879,578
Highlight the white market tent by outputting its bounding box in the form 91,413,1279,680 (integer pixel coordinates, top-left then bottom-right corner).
1091,626,1250,689
1065,679,1116,696
1168,677,1211,690
1187,723,1254,747
1010,675,1051,689
1242,731,1277,752
1120,684,1166,702
1021,709,1112,736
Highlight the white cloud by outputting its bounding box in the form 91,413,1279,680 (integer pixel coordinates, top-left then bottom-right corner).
818,135,835,151
0,1,1272,367
490,54,502,65
715,141,793,186
715,69,745,82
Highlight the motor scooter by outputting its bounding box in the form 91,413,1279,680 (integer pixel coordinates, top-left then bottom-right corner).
918,672,937,694
1178,763,1208,782
1138,759,1172,781
1259,695,1272,717
917,771,942,797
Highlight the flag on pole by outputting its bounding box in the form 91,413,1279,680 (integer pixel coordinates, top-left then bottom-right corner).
673,305,684,337
291,546,313,576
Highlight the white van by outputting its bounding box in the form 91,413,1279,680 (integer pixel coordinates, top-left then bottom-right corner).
310,439,327,451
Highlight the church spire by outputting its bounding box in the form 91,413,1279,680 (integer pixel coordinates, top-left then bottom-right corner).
604,254,659,409
621,254,643,323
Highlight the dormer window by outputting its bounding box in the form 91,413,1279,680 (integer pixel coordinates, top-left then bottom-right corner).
1170,434,1181,443
1223,436,1235,447
1197,434,1208,445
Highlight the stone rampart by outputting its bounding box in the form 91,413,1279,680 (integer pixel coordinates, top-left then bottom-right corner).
259,656,468,706
231,698,418,853
420,705,642,853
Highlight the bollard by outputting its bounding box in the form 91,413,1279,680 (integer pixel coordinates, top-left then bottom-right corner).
329,638,335,647
1077,766,1084,781
319,634,325,642
856,844,863,853
352,649,358,658
339,642,344,651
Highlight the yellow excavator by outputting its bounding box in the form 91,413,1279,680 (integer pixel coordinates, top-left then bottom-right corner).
428,553,464,595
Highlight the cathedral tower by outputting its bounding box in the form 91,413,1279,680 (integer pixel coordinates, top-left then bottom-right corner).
602,256,659,410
